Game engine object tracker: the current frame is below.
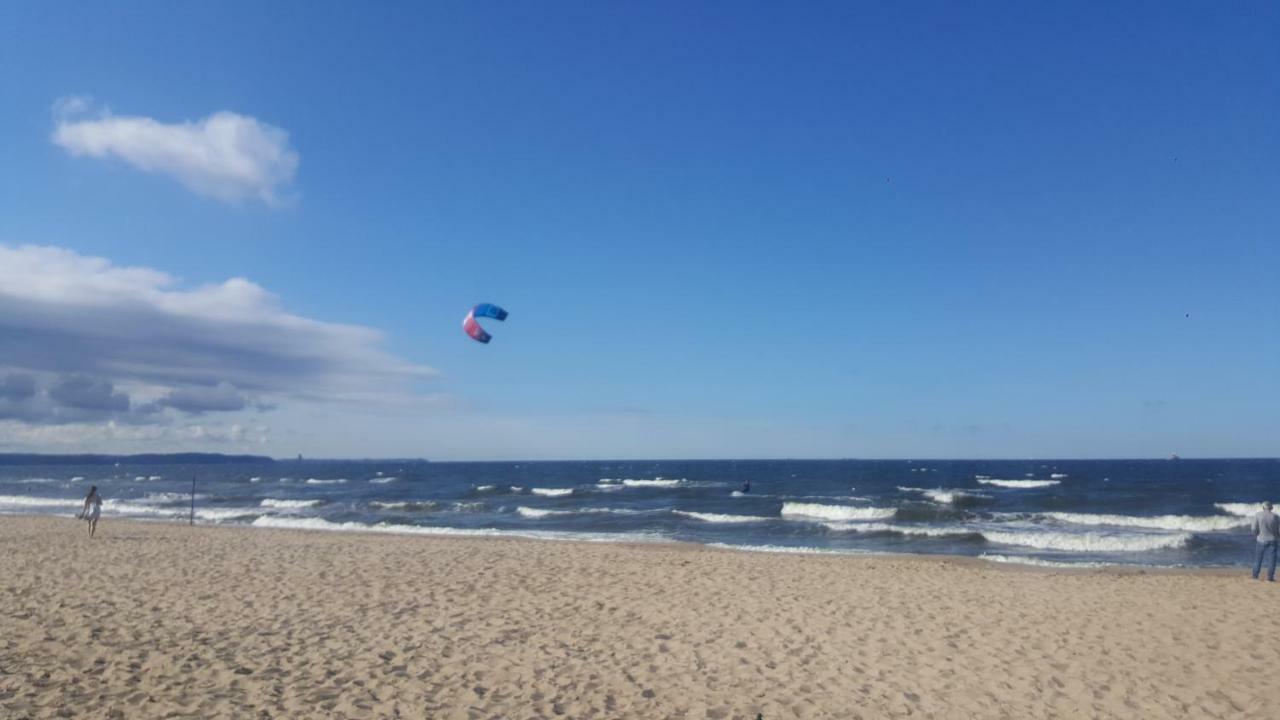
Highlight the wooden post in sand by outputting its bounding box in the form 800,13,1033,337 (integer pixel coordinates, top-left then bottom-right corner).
190,474,196,526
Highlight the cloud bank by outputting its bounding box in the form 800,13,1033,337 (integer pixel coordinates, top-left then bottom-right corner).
0,245,433,448
51,97,299,206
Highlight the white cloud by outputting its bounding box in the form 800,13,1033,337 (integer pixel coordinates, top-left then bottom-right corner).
0,419,270,451
0,245,435,429
51,98,299,206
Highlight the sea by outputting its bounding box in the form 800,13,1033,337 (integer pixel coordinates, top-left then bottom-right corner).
2,458,1275,569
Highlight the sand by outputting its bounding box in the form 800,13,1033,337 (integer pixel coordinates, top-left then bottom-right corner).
1,516,1277,719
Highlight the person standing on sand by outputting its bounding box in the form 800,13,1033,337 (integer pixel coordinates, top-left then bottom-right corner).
1251,501,1278,581
79,485,102,538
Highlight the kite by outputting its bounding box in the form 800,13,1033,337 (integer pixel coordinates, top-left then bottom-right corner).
463,303,508,344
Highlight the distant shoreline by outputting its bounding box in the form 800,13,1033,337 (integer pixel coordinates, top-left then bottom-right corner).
0,452,276,466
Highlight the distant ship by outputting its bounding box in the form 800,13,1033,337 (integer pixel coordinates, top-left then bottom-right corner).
1168,453,1181,460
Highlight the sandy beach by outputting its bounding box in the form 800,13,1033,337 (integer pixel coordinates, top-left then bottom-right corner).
1,516,1276,719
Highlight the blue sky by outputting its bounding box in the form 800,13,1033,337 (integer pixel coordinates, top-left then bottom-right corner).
0,1,1277,458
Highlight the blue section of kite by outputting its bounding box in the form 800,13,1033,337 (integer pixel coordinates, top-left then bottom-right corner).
473,303,508,321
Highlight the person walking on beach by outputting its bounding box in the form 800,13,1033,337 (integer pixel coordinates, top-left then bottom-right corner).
79,485,102,538
1251,501,1279,581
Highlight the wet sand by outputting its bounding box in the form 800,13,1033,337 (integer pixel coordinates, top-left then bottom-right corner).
1,516,1276,719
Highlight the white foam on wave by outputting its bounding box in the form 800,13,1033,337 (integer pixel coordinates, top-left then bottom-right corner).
475,485,497,492
148,476,163,481
595,484,624,492
0,494,259,523
982,529,1191,553
260,498,324,509
518,506,651,518
1215,502,1266,517
95,500,260,522
977,479,1061,489
781,502,896,522
517,506,572,518
707,542,874,556
70,476,85,482
370,500,439,511
194,507,263,522
9,477,62,484
0,494,80,509
897,486,987,504
139,492,206,504
673,510,772,524
531,488,573,497
622,478,683,487
369,477,398,484
249,477,262,483
823,522,977,538
103,500,174,516
1044,511,1246,533
250,515,670,544
1050,473,1069,479
305,478,347,485
979,553,1117,569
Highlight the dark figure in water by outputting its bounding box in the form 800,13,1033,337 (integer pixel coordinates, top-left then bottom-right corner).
741,479,751,494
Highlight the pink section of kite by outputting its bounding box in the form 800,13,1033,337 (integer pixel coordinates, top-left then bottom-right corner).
463,311,490,343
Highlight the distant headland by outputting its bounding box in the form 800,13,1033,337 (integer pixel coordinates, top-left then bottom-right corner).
0,453,276,466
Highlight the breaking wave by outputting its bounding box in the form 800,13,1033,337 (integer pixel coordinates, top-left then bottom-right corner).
674,510,772,524
250,515,669,544
370,500,440,512
260,498,324,509
517,506,647,519
1214,502,1264,517
1043,511,1245,533
781,502,896,521
982,529,1191,553
0,494,80,509
622,478,684,487
531,488,573,497
823,521,981,538
976,479,1061,489
897,487,989,505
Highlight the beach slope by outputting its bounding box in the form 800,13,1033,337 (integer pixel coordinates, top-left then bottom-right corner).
1,516,1276,719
